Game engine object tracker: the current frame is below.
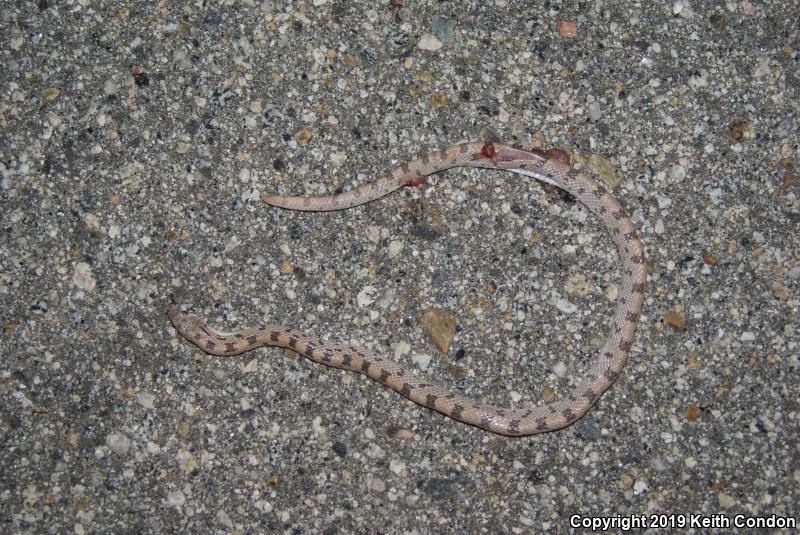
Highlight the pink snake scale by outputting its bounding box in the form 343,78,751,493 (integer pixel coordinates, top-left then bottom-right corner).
169,142,646,436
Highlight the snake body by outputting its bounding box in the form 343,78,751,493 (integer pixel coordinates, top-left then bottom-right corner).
170,142,645,436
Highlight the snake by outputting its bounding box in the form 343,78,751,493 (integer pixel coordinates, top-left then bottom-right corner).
169,142,646,436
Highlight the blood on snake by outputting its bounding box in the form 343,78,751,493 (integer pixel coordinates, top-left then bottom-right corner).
169,142,646,436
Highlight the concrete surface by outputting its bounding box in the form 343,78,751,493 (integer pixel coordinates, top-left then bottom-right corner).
1,1,798,533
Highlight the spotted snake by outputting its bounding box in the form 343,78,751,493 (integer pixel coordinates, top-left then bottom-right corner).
169,142,646,436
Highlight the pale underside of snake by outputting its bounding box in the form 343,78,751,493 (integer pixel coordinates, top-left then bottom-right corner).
169,142,646,436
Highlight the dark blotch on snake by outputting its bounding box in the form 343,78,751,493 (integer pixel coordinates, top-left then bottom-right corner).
479,416,492,430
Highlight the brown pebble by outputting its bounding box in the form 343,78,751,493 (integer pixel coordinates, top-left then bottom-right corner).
557,20,578,38
590,154,622,188
430,92,447,109
541,386,556,402
702,251,717,265
177,419,192,435
709,13,728,29
295,127,312,144
393,428,414,440
729,119,746,140
781,171,795,189
685,404,701,421
41,87,61,102
421,308,457,352
771,281,788,299
665,311,684,330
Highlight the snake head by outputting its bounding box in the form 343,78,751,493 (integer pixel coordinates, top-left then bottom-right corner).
167,306,182,324
168,307,207,338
